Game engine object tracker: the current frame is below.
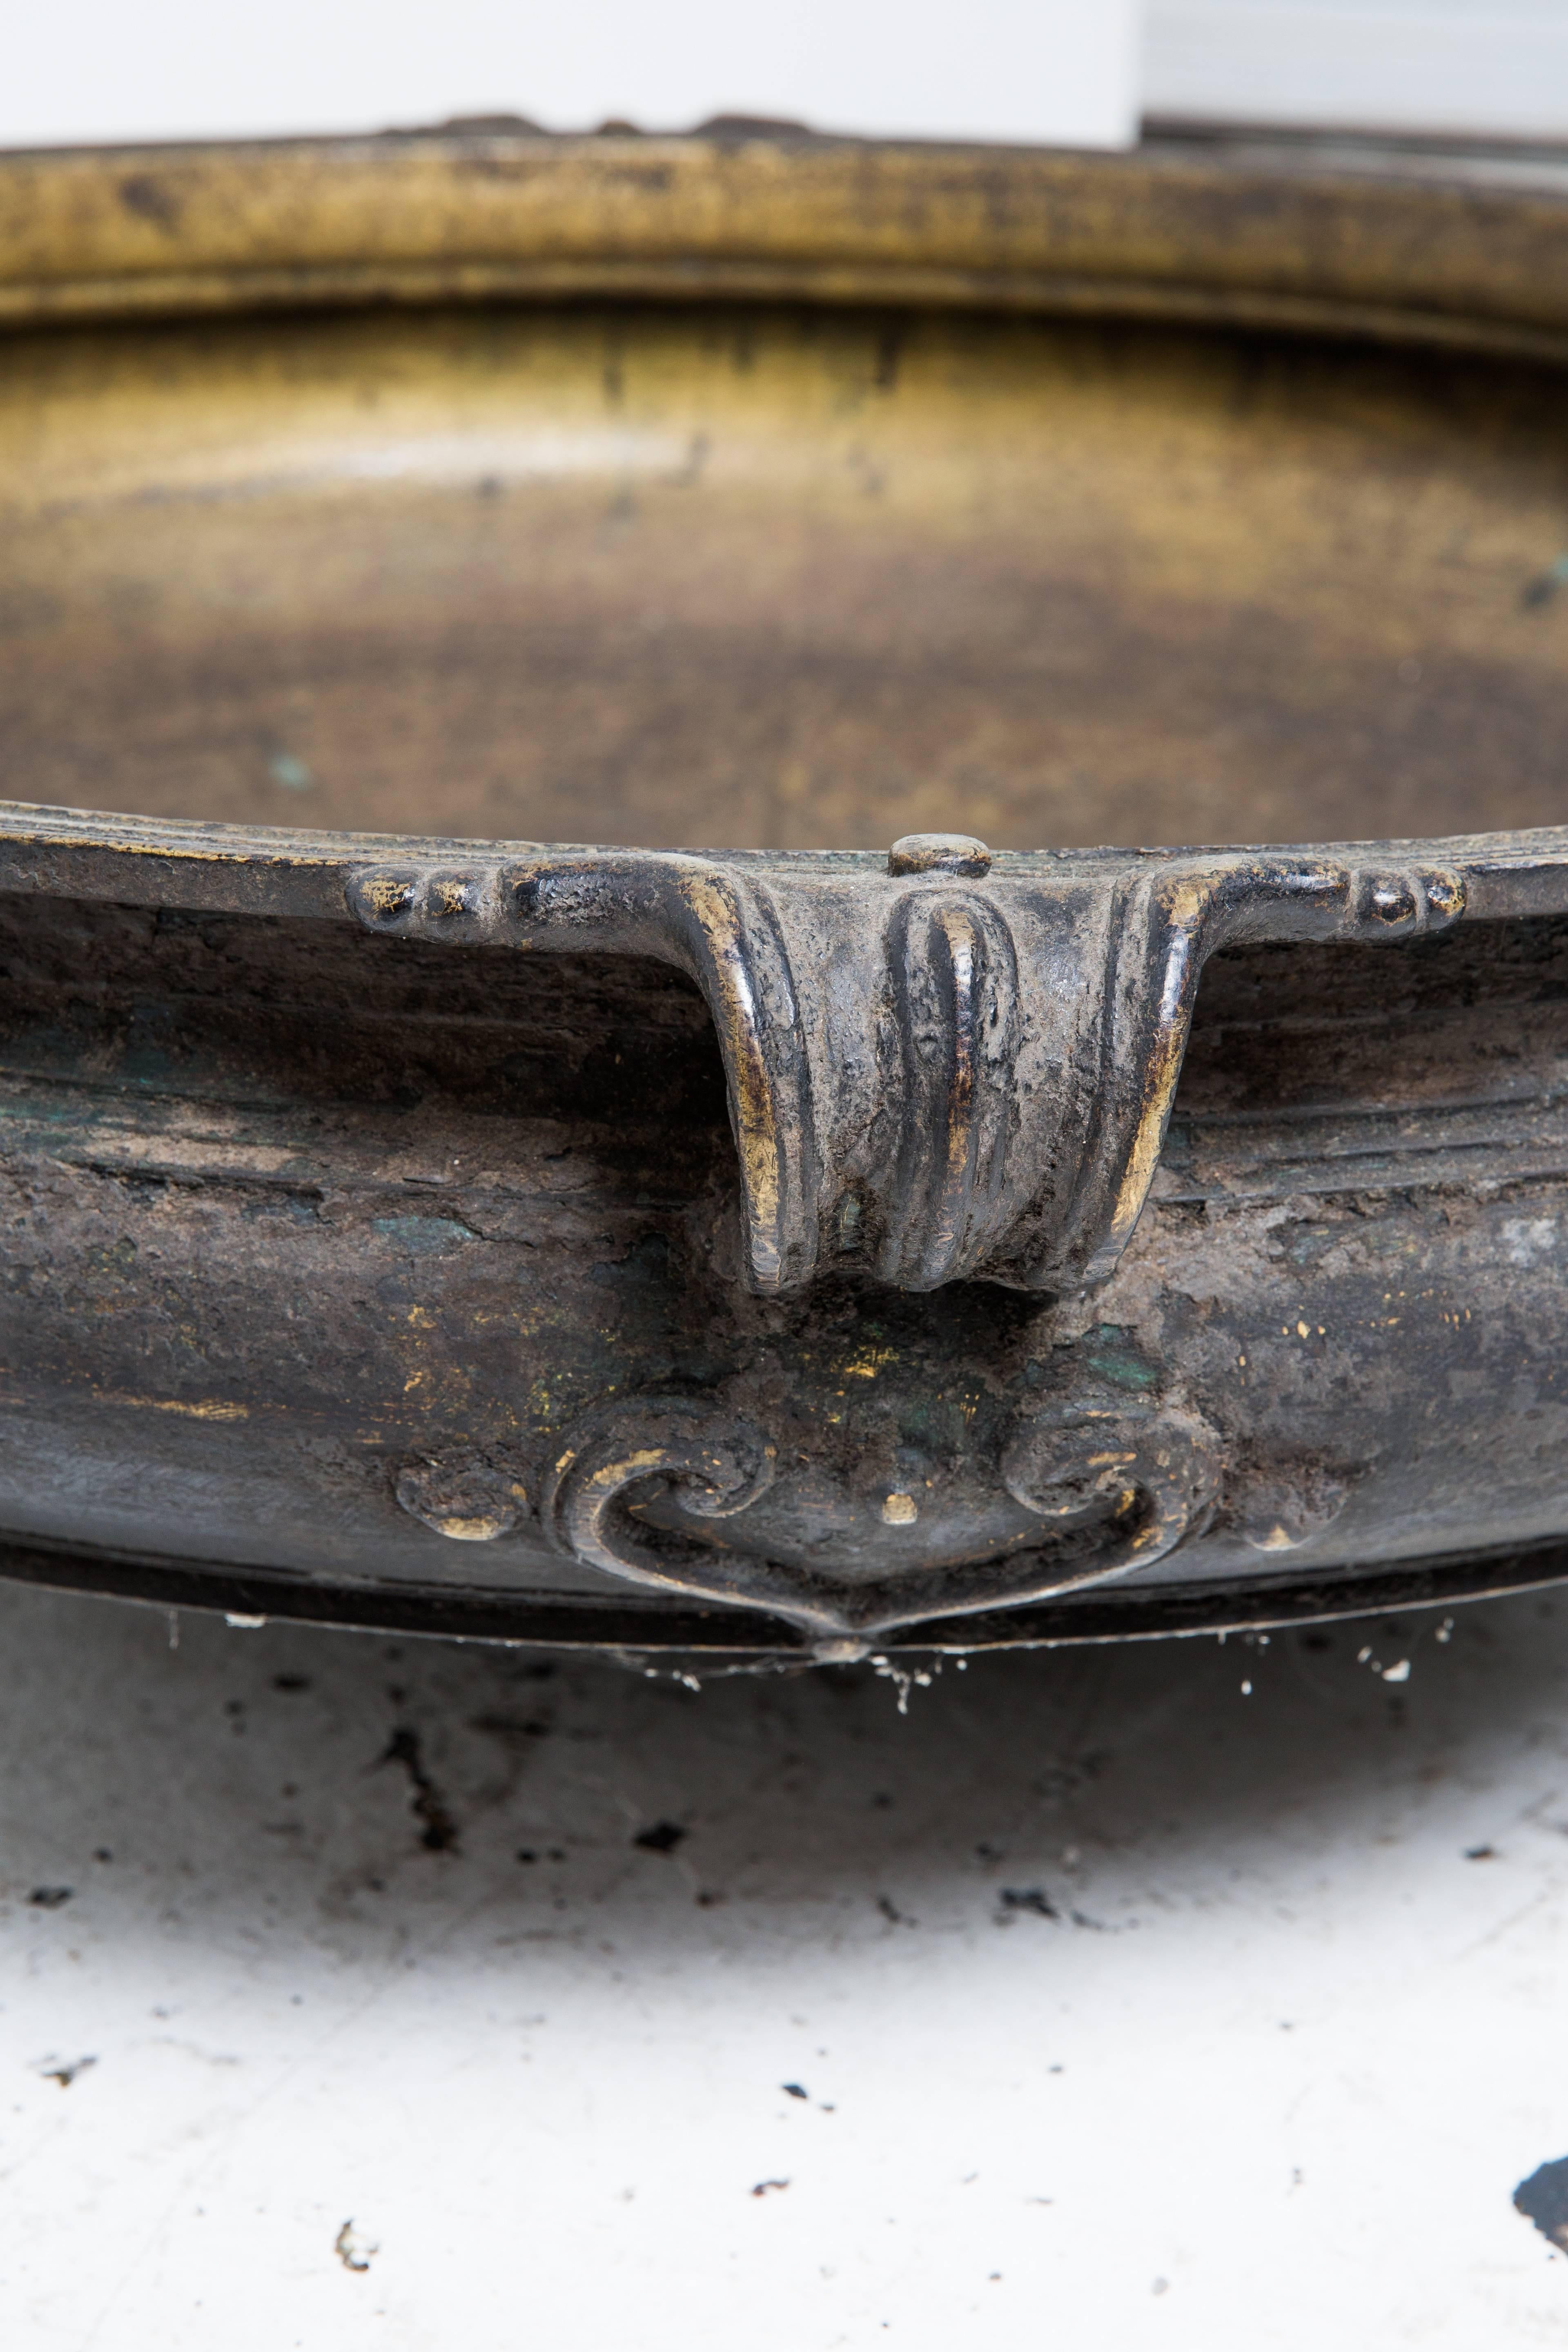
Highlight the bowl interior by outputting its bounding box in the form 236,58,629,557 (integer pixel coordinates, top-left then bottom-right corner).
5,298,1568,851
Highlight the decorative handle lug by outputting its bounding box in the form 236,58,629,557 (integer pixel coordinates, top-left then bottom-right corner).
347,834,1469,1299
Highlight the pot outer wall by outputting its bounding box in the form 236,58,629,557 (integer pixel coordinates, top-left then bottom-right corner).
1,888,1565,1652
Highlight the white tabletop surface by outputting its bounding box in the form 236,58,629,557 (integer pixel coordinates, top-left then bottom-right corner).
1,1575,1564,2348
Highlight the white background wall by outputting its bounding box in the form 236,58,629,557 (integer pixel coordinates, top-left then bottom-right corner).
7,0,1568,153
0,0,1144,151
1145,0,1568,139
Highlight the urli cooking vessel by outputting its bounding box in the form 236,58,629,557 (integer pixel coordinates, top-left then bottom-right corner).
4,125,1568,1660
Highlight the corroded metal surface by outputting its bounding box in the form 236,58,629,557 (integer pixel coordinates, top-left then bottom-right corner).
344,833,1469,1296
0,866,1564,1655
5,130,1568,1653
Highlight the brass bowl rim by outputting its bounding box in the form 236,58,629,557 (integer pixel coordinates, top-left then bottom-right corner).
2,127,1568,366
6,131,1568,878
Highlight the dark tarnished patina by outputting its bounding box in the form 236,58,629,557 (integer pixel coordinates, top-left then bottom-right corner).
6,125,1568,1658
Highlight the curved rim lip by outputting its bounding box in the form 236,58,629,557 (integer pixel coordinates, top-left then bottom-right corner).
0,1518,1560,1657
0,799,1567,924
2,126,1568,364
0,795,1561,931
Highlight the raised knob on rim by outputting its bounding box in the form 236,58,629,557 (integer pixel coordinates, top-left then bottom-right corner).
887,832,992,878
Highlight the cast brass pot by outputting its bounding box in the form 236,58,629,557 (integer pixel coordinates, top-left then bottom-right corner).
4,125,1568,1658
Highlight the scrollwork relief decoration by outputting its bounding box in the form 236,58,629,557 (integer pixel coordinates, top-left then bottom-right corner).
543,1398,779,1603
1000,1392,1221,1581
544,1385,1223,1659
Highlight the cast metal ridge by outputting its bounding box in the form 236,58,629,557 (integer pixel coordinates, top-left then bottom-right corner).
6,133,1568,363
0,796,1566,907
0,1524,1561,1658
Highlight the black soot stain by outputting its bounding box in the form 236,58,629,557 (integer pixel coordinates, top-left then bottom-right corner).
39,2056,96,2088
633,1820,686,1855
118,173,183,229
1515,2155,1568,2251
378,1727,459,1853
1000,1886,1058,1920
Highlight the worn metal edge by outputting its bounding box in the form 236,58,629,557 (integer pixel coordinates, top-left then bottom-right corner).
0,801,1567,924
6,132,1568,358
0,1529,1563,1659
